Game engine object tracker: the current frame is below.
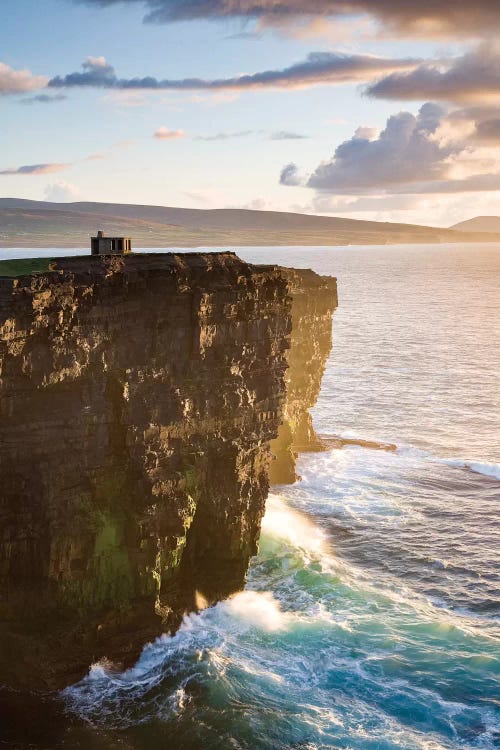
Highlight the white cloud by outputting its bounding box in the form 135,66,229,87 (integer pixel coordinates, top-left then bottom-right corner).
44,181,82,201
154,126,186,140
0,61,47,95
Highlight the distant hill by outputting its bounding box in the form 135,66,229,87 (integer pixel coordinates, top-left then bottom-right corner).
1,198,499,248
451,216,500,233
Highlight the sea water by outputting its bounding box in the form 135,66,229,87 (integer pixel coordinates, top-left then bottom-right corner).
1,244,499,749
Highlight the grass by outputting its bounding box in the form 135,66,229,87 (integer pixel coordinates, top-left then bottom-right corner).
0,257,56,278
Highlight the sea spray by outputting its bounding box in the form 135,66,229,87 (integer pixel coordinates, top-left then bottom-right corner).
64,492,500,749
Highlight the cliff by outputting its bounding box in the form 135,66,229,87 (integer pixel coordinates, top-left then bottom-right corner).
0,253,291,690
0,253,336,691
269,269,338,484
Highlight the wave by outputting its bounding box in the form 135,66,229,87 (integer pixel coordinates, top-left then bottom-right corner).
443,459,500,480
393,444,500,480
63,495,499,750
261,495,499,641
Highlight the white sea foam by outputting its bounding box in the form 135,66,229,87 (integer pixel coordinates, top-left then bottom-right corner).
396,443,500,480
444,459,500,480
222,590,290,632
261,493,328,558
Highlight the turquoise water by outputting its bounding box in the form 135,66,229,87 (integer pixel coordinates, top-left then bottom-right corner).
2,244,499,749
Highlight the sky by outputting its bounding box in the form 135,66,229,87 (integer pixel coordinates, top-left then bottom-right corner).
1,0,500,226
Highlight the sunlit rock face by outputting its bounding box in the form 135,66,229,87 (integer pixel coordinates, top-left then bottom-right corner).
0,253,291,690
269,269,338,485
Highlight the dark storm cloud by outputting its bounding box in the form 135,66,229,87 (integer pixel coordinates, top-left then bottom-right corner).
72,0,500,36
0,163,70,176
366,45,500,104
48,52,418,92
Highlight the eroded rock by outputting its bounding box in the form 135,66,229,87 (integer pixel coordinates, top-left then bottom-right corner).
269,268,338,484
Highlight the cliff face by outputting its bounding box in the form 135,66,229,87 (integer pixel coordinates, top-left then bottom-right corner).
0,253,291,690
0,253,337,692
269,269,338,485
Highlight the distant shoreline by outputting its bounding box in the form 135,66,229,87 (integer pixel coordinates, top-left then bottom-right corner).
3,236,500,249
2,198,500,249
2,242,500,262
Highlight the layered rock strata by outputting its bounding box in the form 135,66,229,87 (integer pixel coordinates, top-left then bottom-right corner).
269,269,338,485
0,252,291,690
0,252,337,691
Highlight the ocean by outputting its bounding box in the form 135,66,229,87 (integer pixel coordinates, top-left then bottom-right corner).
1,244,499,749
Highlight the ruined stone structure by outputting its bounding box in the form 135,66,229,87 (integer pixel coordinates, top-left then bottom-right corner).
91,230,132,255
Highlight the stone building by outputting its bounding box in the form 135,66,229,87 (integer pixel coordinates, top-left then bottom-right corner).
91,230,132,255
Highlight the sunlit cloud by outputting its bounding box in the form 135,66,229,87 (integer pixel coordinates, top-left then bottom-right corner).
0,61,48,95
281,103,500,196
49,52,419,93
154,125,186,139
474,118,500,144
71,0,500,38
366,44,500,104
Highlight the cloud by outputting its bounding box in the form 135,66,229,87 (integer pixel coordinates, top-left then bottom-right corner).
271,131,308,140
443,104,500,146
283,103,500,196
154,125,185,139
113,138,136,148
225,30,262,40
366,45,500,104
71,0,500,37
195,129,306,141
20,93,67,104
353,126,378,140
311,193,422,213
280,163,303,186
233,198,269,210
474,118,500,143
49,52,418,93
196,130,256,141
44,181,82,201
0,61,48,95
390,173,500,194
0,163,70,176
303,104,460,193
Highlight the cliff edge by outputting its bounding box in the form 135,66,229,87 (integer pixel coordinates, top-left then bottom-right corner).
270,268,338,484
